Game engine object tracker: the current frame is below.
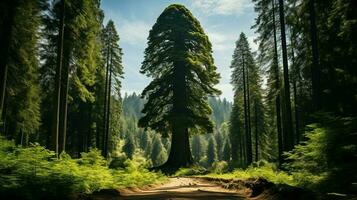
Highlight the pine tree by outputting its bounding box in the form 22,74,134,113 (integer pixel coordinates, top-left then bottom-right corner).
215,130,224,160
42,0,103,155
123,133,135,159
278,0,294,152
207,136,217,166
222,138,231,162
1,0,44,145
151,135,167,166
191,134,204,162
138,4,221,170
230,33,256,166
101,20,124,158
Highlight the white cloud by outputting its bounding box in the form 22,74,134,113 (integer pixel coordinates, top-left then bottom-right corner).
115,19,150,45
207,31,237,52
216,83,233,101
192,0,252,16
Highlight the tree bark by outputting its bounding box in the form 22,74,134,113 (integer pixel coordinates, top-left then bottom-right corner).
242,53,253,165
59,49,70,154
51,0,65,155
254,100,259,162
102,38,110,156
103,51,113,158
162,59,193,170
290,37,301,144
272,0,284,166
246,59,253,165
309,0,321,111
278,0,294,152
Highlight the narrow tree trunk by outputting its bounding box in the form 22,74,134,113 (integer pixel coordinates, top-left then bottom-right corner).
230,128,239,162
276,96,284,165
254,100,259,162
1,96,8,136
278,0,294,152
247,61,253,165
59,52,69,154
290,38,300,144
272,0,284,166
104,52,113,158
309,0,320,111
51,0,65,155
102,39,110,156
242,54,253,165
87,103,93,150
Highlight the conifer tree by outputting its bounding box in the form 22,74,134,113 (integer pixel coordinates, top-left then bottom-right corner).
41,0,103,154
207,136,217,166
230,33,255,166
101,20,124,158
222,138,231,162
123,134,135,159
138,4,220,170
191,134,204,162
151,135,167,166
1,0,44,144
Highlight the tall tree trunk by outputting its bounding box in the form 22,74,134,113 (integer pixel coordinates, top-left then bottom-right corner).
230,129,239,162
103,52,113,158
51,0,65,155
309,0,320,111
254,100,259,162
242,54,253,165
102,40,110,156
272,0,284,166
290,37,300,144
246,62,253,164
163,60,193,169
87,103,93,151
278,0,294,152
59,51,70,154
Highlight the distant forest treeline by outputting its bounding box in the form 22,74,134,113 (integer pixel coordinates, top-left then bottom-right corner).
119,93,232,167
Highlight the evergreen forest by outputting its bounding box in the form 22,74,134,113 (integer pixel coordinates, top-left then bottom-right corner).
0,0,356,199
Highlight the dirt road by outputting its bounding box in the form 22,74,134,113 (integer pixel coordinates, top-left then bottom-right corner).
119,177,247,199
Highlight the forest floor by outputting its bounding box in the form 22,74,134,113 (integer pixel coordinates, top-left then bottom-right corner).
89,177,248,200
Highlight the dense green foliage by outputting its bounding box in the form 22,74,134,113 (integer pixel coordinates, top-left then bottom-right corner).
0,0,355,198
285,115,357,192
139,4,221,168
0,137,165,199
230,33,267,167
139,4,221,134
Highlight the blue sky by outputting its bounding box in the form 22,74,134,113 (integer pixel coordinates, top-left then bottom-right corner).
101,0,258,102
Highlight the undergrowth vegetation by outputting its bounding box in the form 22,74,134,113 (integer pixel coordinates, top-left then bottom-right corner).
0,137,166,200
192,115,357,194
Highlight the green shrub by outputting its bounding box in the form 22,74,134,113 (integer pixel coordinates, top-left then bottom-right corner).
175,165,208,176
0,137,166,199
200,161,294,185
284,114,357,192
211,161,229,174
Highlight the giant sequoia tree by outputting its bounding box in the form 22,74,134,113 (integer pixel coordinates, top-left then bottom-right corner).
138,4,221,169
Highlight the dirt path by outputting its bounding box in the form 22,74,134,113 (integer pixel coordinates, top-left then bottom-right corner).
119,177,247,200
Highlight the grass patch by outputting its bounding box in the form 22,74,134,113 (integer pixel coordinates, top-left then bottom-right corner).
198,161,295,186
